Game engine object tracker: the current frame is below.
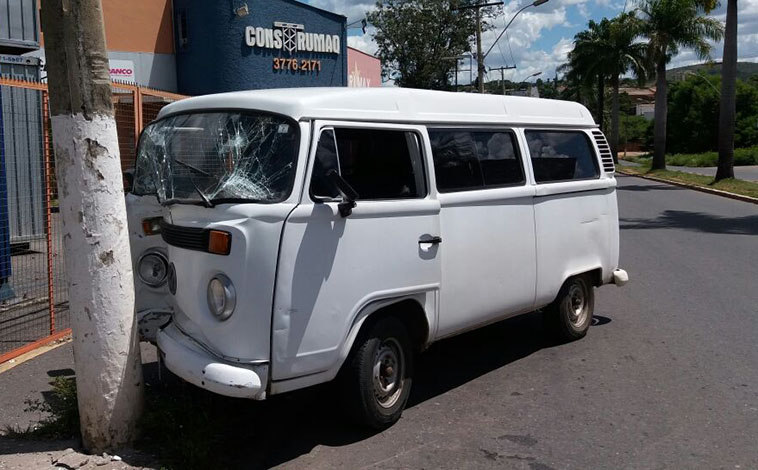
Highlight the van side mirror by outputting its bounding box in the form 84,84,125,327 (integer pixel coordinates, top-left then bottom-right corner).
123,169,135,193
326,170,359,217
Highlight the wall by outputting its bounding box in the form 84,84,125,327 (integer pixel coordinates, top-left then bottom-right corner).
173,0,347,95
31,0,178,92
0,0,39,54
347,47,380,88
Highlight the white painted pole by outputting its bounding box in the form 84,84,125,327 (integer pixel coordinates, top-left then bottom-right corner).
40,0,144,452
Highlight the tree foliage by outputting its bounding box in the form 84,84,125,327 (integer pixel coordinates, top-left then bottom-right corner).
368,0,493,89
636,0,723,169
667,75,758,154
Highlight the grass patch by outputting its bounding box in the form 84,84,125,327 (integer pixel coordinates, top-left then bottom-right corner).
2,374,246,469
620,164,758,199
3,377,80,439
621,147,758,167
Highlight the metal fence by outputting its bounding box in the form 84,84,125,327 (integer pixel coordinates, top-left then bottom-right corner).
0,77,186,363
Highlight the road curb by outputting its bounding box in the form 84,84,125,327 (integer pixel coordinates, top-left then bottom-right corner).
0,335,72,374
617,169,758,205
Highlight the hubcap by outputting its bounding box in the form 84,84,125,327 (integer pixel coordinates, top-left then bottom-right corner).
372,337,404,409
568,283,588,327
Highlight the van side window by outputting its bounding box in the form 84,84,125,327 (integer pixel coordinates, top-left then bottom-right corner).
525,130,599,183
428,129,524,192
311,129,340,199
311,128,426,200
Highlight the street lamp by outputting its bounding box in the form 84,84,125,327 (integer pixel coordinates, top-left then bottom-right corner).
684,71,720,95
483,0,550,61
520,71,542,83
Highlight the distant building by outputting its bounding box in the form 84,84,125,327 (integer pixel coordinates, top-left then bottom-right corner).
347,47,381,88
620,87,656,120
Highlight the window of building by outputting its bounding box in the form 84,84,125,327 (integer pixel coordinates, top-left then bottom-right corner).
176,10,189,50
525,130,599,183
310,128,426,200
428,129,524,192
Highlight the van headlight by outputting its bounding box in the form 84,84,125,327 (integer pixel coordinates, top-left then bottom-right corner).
137,250,168,287
207,274,236,321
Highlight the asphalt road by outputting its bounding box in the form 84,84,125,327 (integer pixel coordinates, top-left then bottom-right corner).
1,175,756,469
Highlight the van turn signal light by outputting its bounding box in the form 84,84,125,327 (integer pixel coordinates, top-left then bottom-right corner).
142,217,163,236
208,230,232,255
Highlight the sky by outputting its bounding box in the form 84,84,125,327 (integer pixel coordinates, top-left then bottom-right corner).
301,0,758,86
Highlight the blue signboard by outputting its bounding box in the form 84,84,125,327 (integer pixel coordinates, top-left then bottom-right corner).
173,0,347,95
0,86,14,301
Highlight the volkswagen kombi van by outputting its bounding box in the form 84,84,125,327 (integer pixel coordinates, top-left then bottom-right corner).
126,88,628,429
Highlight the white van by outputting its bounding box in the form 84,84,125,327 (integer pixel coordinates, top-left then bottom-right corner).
126,88,628,429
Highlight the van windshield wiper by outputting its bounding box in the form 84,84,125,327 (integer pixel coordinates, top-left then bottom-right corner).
188,179,214,208
174,158,210,177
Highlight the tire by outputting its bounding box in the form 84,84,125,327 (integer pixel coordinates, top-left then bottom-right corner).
341,317,414,430
544,275,594,342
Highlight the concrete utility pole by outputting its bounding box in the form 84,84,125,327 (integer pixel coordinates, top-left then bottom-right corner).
453,1,503,93
490,65,516,94
476,9,485,93
40,0,143,452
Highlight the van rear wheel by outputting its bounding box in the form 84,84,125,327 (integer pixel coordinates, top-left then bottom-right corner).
342,317,413,430
545,275,594,342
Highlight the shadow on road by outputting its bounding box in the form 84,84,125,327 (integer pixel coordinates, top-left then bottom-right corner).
621,210,758,235
140,311,577,468
15,311,610,469
617,183,683,192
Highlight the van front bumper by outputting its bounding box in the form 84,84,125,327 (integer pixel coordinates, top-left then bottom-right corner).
156,322,268,400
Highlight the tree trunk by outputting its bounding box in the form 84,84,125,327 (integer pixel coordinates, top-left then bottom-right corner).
40,0,143,452
652,57,668,170
716,0,737,181
610,74,620,164
597,74,605,132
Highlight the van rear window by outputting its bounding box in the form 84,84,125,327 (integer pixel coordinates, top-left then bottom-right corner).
428,129,524,193
525,131,599,183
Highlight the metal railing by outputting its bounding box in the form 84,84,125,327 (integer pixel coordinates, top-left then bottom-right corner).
0,77,186,363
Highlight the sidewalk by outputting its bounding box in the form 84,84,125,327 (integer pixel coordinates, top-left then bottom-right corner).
668,164,758,182
0,343,161,470
618,159,758,182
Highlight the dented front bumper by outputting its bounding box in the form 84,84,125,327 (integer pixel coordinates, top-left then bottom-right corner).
156,322,268,400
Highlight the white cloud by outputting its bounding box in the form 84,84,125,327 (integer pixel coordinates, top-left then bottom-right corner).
576,3,591,19
476,5,570,83
305,0,374,23
347,26,378,56
301,0,758,88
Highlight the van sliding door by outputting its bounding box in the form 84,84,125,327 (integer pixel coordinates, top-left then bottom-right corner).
430,127,537,338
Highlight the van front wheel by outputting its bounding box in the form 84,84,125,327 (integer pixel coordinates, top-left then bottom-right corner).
545,275,594,342
342,317,413,430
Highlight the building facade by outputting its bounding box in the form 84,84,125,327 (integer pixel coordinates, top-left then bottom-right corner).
5,0,383,95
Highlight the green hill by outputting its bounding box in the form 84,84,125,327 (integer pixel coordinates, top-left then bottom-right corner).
667,62,758,81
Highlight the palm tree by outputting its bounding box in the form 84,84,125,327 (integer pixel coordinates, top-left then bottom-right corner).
637,0,723,170
566,19,613,131
716,0,737,181
607,13,647,162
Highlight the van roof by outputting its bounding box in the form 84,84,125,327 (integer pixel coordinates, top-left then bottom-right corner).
157,87,597,127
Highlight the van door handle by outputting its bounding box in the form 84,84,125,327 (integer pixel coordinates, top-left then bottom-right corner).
419,236,442,245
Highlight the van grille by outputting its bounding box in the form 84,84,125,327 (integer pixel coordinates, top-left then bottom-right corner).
160,221,209,252
592,130,615,174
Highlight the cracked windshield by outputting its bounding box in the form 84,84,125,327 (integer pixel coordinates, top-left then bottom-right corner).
133,112,299,205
